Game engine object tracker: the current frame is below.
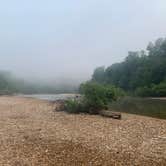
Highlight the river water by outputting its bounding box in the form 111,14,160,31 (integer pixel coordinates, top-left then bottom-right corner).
19,94,77,101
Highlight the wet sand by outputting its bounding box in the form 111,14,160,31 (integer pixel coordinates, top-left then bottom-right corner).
0,96,166,166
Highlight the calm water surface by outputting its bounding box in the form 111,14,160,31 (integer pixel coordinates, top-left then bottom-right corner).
19,94,77,101
110,97,166,119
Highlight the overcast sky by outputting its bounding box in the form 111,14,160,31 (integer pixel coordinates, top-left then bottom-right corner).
0,0,166,81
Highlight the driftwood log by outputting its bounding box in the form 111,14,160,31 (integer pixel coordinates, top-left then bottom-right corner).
99,110,122,119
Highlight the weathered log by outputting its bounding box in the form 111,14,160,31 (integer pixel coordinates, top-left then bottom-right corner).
99,110,121,119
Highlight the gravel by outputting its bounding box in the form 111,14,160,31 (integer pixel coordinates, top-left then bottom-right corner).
0,96,165,166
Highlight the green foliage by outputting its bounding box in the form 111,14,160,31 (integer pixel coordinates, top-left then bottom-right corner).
135,82,166,97
135,86,152,97
92,37,166,97
81,82,114,113
92,66,105,83
152,82,166,97
65,82,121,114
64,99,82,114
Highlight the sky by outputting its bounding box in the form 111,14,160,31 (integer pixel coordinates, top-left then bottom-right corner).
0,0,166,82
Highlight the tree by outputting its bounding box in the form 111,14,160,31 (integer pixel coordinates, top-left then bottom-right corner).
91,37,166,97
92,66,105,83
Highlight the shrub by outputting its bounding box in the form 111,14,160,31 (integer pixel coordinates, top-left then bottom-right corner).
80,82,115,113
64,99,81,113
65,82,121,114
135,86,152,97
152,82,166,97
135,82,166,97
64,99,89,114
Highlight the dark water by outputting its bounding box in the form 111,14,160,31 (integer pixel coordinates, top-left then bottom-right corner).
109,97,166,119
19,94,77,101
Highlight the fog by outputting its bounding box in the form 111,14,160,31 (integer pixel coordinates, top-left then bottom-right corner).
0,0,166,84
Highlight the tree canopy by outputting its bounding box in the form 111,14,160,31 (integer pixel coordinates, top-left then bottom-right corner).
92,37,166,97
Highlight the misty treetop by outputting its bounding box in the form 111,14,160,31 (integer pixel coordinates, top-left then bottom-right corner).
92,37,166,97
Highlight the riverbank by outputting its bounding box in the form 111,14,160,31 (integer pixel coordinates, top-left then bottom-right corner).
0,96,166,165
110,97,166,119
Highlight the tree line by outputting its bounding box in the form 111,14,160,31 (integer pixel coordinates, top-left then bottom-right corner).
92,37,166,97
0,71,78,94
